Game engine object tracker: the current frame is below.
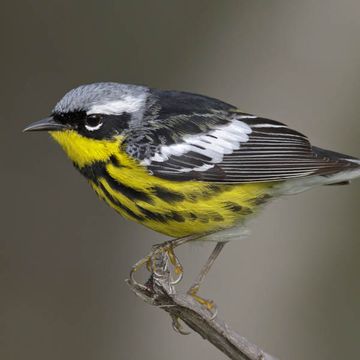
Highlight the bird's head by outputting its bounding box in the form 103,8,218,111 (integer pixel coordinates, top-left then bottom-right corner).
24,82,149,167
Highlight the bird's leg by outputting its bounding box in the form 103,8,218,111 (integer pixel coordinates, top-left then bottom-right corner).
166,244,183,277
129,234,200,289
148,242,184,285
187,241,227,317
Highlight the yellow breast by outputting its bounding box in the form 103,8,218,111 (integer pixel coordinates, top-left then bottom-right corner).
50,130,274,237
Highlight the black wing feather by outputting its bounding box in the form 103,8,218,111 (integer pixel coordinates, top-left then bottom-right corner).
124,90,357,183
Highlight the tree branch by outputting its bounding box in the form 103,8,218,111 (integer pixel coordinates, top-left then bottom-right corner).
126,252,279,360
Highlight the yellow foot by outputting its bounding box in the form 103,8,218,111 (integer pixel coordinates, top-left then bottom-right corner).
187,286,218,319
148,243,183,284
165,244,183,280
130,242,184,288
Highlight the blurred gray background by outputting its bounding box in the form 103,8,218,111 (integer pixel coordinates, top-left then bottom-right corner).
1,1,359,359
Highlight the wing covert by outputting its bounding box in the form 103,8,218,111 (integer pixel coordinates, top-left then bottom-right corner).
124,90,353,183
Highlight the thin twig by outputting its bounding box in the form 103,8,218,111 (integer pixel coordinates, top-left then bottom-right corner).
126,251,279,360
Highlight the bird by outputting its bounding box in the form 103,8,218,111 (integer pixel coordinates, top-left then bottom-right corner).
24,82,360,314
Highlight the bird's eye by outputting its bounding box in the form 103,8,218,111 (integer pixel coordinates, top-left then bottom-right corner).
85,114,103,131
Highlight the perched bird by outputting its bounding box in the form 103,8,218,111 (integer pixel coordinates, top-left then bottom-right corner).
24,82,360,311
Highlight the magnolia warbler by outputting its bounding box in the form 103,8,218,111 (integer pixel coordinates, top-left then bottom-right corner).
24,82,360,312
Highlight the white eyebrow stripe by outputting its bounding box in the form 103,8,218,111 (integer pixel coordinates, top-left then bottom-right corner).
87,95,145,115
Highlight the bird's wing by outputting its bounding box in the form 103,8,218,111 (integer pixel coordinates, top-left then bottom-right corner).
124,92,354,183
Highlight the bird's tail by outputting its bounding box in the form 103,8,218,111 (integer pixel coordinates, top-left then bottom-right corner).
312,146,360,183
275,146,360,195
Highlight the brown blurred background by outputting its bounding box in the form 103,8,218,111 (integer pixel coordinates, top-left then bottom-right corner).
1,1,359,359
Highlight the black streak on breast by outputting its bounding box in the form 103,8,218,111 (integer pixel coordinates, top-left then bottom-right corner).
75,160,153,204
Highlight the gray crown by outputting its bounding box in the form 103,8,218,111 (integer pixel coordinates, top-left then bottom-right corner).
53,82,149,114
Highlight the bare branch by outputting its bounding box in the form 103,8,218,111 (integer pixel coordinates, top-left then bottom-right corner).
126,252,279,360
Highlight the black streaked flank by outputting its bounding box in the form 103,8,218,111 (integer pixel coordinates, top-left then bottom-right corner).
189,212,197,221
223,202,243,212
170,211,185,222
186,183,228,202
98,183,145,221
75,160,153,203
202,184,229,200
152,186,185,203
250,194,272,206
207,184,224,193
109,155,121,167
241,207,253,215
103,170,153,203
75,161,105,182
198,214,209,223
211,213,225,222
137,207,169,223
137,206,185,223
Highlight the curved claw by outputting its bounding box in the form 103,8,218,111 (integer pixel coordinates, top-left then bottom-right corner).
208,303,218,321
149,244,184,286
129,238,188,291
200,298,218,318
171,315,190,335
129,256,151,290
129,266,138,285
169,269,183,285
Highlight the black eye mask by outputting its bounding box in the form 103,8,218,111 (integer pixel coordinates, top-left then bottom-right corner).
53,111,132,140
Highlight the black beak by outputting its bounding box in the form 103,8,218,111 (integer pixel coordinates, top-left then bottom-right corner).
23,117,67,132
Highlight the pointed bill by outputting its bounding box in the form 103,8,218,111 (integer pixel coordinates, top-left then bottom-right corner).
23,117,67,132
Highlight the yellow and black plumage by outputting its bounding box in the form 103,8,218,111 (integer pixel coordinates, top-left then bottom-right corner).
24,82,360,307
23,83,360,237
49,123,273,238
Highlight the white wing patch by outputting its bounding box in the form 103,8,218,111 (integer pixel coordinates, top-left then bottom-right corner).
250,124,287,128
87,94,146,115
141,118,253,173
